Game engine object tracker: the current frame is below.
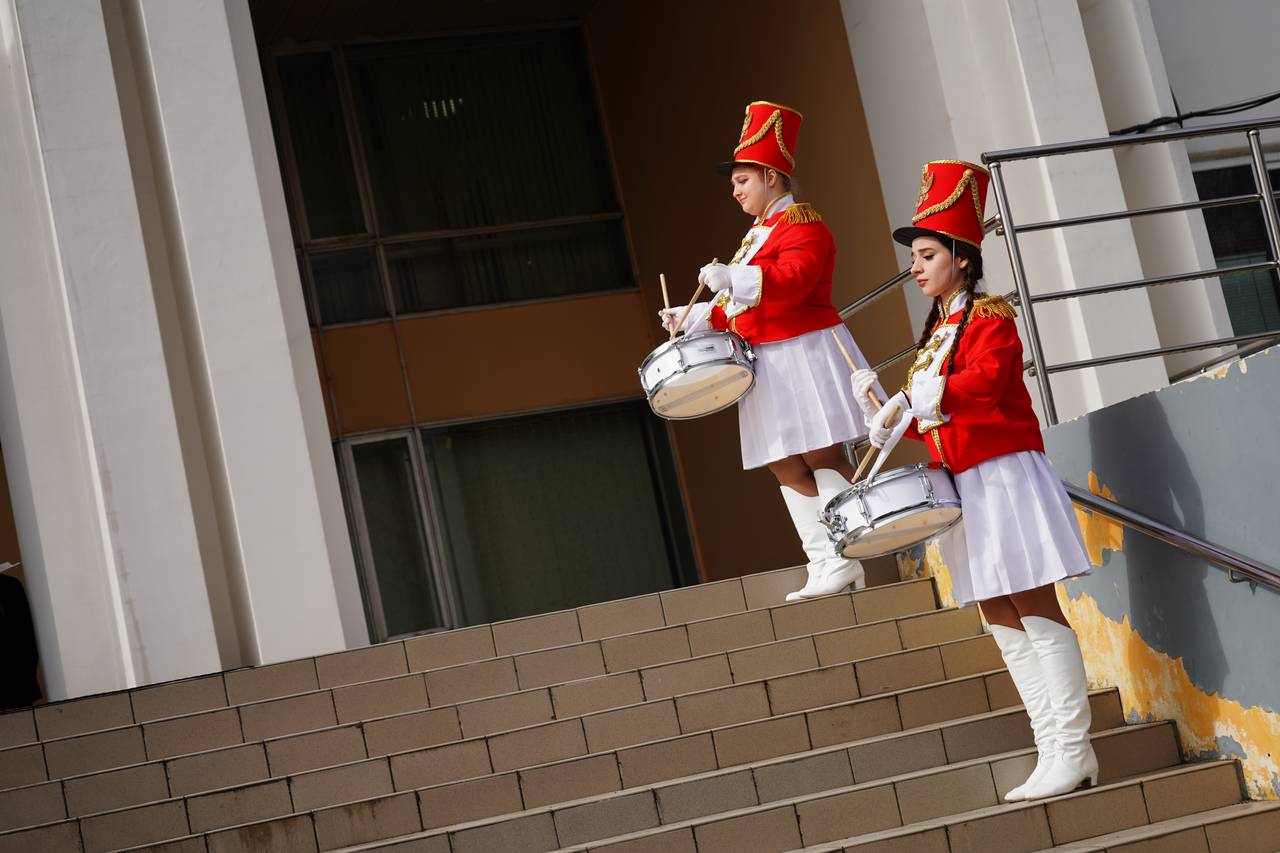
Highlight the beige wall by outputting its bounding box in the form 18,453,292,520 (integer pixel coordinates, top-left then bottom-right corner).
585,0,915,580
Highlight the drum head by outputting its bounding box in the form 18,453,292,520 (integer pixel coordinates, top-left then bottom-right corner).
838,506,961,558
650,364,754,419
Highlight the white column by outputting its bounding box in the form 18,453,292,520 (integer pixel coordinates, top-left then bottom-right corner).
1077,0,1234,376
842,0,1170,421
123,0,365,662
0,0,222,698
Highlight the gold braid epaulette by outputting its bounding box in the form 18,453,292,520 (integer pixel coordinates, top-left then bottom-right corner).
969,294,1017,320
783,203,822,224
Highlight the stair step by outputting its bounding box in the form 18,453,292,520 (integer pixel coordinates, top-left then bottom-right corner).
0,577,934,773
37,680,1120,853
1033,800,1280,852
0,565,820,748
324,716,1165,853
0,583,947,805
801,760,1246,853
0,625,1015,851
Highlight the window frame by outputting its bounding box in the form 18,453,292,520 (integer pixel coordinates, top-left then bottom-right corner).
262,25,639,330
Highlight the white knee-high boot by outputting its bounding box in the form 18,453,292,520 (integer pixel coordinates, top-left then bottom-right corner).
988,624,1055,801
808,469,865,595
1019,616,1099,799
780,487,830,602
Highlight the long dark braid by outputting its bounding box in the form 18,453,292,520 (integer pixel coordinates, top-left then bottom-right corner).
945,243,984,377
915,299,942,350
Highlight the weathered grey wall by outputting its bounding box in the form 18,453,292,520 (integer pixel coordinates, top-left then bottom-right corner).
1043,349,1280,714
1044,347,1280,798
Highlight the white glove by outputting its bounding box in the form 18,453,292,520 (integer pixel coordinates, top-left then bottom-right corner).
658,303,712,334
868,391,909,449
698,262,733,294
849,369,880,422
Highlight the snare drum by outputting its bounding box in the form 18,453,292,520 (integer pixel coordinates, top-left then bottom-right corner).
639,330,756,419
821,462,962,559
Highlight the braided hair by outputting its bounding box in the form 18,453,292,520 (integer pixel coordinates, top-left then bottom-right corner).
913,239,984,377
945,242,983,377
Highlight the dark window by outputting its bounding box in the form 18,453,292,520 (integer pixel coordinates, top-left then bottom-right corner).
422,403,695,625
347,31,618,234
310,248,386,325
276,53,366,239
270,29,633,326
1194,165,1280,335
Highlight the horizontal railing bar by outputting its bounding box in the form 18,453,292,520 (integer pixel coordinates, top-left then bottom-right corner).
1013,193,1263,234
1044,330,1280,374
838,269,914,319
983,115,1280,163
1169,334,1280,382
1065,483,1280,590
872,344,918,374
1028,260,1279,304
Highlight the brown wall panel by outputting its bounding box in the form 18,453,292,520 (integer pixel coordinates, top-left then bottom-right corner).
587,0,915,581
399,291,654,424
319,322,413,434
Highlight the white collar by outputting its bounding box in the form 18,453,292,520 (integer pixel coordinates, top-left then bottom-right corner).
941,288,970,318
757,192,794,224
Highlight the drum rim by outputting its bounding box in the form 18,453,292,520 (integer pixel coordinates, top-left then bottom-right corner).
833,504,963,559
639,329,751,371
822,461,954,515
648,368,757,420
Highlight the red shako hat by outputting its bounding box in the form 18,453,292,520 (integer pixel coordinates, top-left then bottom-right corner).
717,101,803,177
893,160,990,249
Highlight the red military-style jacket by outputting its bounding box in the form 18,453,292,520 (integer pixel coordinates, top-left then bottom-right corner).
708,202,844,344
904,295,1044,473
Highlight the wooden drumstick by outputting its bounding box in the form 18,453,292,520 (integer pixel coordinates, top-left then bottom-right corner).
833,329,885,482
831,329,882,409
660,274,671,311
852,444,879,483
671,258,718,338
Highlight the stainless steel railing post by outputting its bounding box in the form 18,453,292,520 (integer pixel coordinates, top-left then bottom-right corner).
1247,129,1280,263
987,162,1059,425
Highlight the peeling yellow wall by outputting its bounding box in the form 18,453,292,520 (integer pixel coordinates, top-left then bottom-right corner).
1073,471,1125,567
1060,584,1280,800
898,468,1280,800
900,539,959,611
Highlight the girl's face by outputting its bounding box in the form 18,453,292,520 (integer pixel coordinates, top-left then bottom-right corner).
910,236,968,300
730,165,782,217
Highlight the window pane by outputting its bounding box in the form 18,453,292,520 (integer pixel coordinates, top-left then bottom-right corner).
311,248,387,324
388,219,631,313
424,405,677,624
352,438,443,637
348,30,618,234
277,53,365,238
1194,165,1280,335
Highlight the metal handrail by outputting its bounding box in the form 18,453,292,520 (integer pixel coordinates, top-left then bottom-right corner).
982,114,1280,161
983,119,1280,425
1170,334,1280,382
1066,483,1280,591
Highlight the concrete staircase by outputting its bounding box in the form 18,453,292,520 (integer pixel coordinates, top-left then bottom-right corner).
1,566,1275,853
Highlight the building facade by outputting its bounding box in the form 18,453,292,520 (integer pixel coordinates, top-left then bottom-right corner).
0,0,1276,702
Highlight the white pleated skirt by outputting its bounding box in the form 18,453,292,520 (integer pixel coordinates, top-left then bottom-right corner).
939,450,1092,605
738,324,880,470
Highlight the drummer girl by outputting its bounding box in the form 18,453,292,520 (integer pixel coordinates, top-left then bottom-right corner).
851,160,1095,801
659,101,882,601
